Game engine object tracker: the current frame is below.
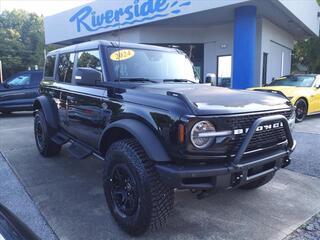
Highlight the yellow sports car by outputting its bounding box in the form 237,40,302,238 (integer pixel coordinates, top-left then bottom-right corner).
251,74,320,122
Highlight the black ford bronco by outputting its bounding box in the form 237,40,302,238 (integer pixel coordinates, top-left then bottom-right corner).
33,40,296,236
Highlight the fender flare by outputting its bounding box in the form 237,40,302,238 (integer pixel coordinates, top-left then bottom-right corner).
33,95,59,132
99,119,170,162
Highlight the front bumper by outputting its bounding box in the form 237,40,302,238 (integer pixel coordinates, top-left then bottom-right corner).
156,115,296,190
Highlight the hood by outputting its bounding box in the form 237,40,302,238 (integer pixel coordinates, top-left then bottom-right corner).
251,86,313,98
137,83,292,115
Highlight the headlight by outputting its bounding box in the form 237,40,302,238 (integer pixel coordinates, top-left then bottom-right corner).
288,110,295,130
190,121,216,149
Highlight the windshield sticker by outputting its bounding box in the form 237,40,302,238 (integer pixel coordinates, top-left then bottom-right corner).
110,49,135,61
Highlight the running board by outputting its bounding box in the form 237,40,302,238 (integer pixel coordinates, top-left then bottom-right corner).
68,142,92,159
51,132,69,145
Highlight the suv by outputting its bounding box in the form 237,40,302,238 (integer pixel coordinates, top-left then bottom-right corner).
33,41,296,236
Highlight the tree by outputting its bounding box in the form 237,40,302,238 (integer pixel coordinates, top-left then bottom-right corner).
292,0,320,73
0,10,46,79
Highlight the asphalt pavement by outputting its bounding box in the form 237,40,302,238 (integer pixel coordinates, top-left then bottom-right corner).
0,112,320,240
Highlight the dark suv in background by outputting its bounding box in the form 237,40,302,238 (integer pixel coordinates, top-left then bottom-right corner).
0,70,42,114
33,40,296,236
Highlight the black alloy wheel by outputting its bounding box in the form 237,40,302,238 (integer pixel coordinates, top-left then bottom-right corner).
295,99,308,122
110,164,139,217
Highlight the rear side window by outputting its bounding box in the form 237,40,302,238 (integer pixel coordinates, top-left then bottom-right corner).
77,50,103,79
57,53,75,83
44,55,56,77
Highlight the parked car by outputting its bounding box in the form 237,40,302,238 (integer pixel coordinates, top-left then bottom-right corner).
0,203,39,240
251,74,320,122
0,70,43,114
33,40,296,236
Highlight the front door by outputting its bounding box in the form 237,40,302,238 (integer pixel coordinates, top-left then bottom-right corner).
65,49,106,149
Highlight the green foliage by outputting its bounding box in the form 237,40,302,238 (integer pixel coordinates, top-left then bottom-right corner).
293,37,320,73
0,10,46,79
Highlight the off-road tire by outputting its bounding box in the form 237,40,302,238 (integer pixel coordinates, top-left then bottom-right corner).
240,172,274,190
34,111,61,157
295,98,308,123
103,139,174,236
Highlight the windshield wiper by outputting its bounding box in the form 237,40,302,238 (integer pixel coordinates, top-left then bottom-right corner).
163,79,196,84
118,78,158,83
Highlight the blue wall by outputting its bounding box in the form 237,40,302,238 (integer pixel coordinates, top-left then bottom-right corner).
232,6,257,89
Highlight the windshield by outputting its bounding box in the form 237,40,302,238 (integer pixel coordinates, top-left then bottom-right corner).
108,48,196,83
269,75,315,87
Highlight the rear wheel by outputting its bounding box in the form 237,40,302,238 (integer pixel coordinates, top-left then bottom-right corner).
34,111,61,157
103,139,174,236
295,98,308,122
240,173,274,190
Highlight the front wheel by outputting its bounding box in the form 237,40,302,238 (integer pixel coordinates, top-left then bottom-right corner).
103,139,174,236
295,99,308,122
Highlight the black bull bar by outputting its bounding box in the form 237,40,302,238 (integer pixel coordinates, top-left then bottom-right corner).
232,114,295,166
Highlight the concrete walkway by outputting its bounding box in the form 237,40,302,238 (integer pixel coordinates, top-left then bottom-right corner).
0,152,57,240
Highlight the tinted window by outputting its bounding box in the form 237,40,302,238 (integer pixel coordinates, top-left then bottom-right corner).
31,72,43,85
57,53,75,83
7,73,32,87
108,48,196,83
44,55,56,77
77,50,102,76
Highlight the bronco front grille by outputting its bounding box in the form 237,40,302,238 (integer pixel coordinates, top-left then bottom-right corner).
226,110,292,154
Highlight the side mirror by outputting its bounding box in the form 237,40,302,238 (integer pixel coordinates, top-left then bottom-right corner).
75,67,102,86
205,73,217,86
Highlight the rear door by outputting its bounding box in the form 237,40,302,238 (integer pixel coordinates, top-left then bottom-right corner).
65,49,106,149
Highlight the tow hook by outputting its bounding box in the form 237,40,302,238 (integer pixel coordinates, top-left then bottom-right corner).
231,172,244,187
282,157,291,168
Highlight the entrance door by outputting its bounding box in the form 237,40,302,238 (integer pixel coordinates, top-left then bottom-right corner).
217,55,232,88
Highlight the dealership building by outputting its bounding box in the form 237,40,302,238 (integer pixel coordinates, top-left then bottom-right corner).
44,0,320,89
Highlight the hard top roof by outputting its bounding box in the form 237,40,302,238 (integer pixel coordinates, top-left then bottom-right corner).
48,40,177,56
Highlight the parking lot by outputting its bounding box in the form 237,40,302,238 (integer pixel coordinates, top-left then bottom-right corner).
1,113,320,240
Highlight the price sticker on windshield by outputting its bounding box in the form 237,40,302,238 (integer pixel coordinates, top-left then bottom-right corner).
110,49,135,61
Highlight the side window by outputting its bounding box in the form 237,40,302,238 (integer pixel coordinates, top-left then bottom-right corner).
44,55,56,78
57,53,75,83
7,73,32,87
31,72,43,85
77,50,103,81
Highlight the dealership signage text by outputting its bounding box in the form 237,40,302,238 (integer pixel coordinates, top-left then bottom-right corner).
69,0,191,33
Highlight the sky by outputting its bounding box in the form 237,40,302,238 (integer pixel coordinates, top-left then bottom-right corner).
0,0,94,16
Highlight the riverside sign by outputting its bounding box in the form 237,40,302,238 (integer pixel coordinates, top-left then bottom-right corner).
69,0,192,33
44,0,248,44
